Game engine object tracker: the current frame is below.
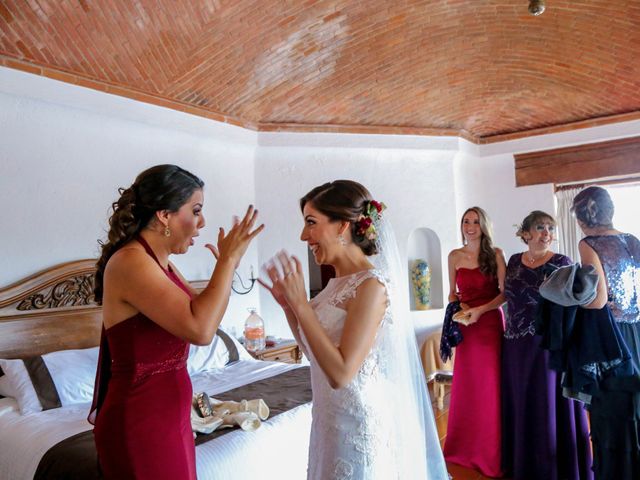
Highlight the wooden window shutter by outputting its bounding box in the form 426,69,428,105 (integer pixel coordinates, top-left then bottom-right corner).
514,136,640,187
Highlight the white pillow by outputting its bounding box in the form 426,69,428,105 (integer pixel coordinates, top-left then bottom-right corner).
45,347,98,406
0,359,41,414
0,397,18,418
0,373,14,398
0,346,98,415
187,329,253,375
233,334,254,361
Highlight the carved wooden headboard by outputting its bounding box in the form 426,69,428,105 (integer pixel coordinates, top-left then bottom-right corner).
0,260,102,359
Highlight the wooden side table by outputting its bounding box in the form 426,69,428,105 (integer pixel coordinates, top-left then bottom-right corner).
249,340,302,364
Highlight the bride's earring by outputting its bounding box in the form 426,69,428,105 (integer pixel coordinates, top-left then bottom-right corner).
338,234,346,246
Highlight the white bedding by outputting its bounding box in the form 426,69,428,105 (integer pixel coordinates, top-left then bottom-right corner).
0,360,311,480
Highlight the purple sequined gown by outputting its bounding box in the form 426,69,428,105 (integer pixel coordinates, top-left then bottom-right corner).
582,234,640,480
502,253,593,480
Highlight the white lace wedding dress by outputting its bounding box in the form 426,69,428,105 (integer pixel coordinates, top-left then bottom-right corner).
300,269,447,480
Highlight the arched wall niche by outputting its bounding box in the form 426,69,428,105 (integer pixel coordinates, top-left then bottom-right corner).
407,227,444,310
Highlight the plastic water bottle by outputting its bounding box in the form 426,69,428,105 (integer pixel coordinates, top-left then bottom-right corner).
244,308,265,352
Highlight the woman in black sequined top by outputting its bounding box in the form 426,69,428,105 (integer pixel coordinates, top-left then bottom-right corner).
573,185,640,480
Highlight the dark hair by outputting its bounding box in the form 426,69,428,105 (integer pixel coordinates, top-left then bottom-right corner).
460,206,498,277
300,180,379,256
516,210,556,244
571,186,614,229
94,165,204,304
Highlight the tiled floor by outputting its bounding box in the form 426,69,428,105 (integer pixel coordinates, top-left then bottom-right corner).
430,385,494,480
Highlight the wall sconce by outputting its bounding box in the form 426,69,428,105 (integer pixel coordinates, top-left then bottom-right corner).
232,266,257,295
528,0,546,16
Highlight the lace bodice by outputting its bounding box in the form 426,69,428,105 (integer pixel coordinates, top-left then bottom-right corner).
309,268,392,341
301,269,406,480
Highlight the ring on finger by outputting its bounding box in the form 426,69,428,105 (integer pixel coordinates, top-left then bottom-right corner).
284,271,293,277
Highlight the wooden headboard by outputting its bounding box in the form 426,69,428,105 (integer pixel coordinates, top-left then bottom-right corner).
0,260,102,359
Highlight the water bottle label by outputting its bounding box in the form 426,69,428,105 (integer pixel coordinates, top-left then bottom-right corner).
245,327,264,340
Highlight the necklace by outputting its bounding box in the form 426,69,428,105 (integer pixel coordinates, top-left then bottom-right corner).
526,251,547,265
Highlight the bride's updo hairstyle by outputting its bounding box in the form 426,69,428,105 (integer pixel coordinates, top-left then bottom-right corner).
94,164,204,304
300,180,379,256
571,186,614,229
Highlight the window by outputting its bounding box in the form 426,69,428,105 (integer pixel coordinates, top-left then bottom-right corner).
609,183,640,238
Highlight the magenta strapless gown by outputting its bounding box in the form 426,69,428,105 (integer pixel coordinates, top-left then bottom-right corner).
444,267,504,478
91,237,196,479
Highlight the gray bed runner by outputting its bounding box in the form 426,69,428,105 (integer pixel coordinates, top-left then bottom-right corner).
34,366,311,479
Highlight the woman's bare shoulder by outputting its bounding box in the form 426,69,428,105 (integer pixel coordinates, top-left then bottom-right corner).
105,244,153,280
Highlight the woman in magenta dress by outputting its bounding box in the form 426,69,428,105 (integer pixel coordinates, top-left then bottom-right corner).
89,164,263,479
444,206,506,478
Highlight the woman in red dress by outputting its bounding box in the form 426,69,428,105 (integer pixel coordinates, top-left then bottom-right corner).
89,164,263,479
443,206,506,478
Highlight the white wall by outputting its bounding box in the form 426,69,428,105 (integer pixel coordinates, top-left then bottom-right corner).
0,67,259,335
452,151,555,261
454,118,640,263
3,66,640,341
254,133,460,339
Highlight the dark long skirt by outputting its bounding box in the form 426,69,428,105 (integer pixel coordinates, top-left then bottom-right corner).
502,335,593,480
588,322,640,480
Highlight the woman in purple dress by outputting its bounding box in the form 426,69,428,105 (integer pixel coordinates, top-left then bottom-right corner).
502,210,592,480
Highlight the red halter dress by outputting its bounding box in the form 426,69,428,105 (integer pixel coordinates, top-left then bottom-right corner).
91,236,196,479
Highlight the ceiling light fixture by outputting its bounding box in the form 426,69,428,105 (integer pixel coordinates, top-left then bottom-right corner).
528,0,546,16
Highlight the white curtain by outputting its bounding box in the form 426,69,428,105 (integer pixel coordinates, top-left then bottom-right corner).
555,186,584,262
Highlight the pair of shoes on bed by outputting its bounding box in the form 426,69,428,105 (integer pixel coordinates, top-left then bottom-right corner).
213,398,269,432
191,406,225,434
190,395,270,435
211,398,269,420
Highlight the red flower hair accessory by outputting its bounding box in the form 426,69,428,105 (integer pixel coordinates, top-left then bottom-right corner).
356,200,387,240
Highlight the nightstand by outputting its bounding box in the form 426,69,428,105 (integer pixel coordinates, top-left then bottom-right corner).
249,340,302,364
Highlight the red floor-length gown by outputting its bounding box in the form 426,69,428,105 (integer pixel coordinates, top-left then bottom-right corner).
444,267,504,478
91,236,196,479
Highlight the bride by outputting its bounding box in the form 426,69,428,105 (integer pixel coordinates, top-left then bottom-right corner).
260,180,448,480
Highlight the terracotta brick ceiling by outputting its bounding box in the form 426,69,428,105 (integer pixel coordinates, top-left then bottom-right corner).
1,0,639,142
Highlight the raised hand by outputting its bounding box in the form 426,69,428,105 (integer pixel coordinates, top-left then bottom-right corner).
258,261,291,311
259,251,308,313
205,205,264,268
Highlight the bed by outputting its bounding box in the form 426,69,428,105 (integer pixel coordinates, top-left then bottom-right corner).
0,260,312,479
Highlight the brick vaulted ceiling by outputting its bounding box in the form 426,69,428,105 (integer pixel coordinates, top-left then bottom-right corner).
1,1,639,143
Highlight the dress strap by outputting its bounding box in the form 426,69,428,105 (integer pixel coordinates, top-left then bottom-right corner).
352,269,386,289
329,269,392,324
136,235,167,271
136,235,193,298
